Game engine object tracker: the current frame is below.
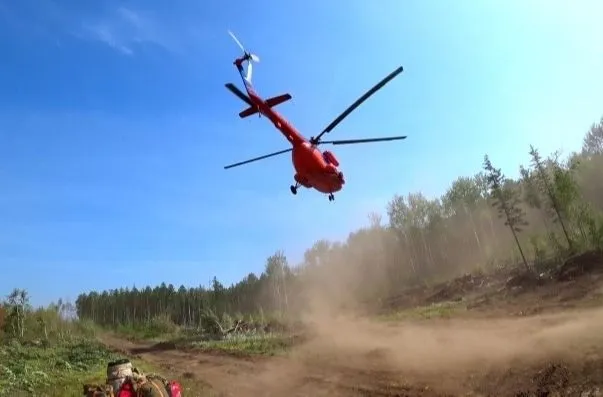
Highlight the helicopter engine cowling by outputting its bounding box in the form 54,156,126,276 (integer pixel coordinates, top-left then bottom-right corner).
322,151,340,167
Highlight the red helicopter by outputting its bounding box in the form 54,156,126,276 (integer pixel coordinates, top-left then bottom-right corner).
223,31,407,202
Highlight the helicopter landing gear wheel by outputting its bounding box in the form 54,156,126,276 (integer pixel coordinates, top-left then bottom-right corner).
328,193,335,202
290,184,298,195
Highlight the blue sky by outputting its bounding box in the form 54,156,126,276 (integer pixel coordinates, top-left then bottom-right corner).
1,0,602,307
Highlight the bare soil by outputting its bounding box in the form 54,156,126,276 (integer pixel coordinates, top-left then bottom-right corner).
101,252,603,396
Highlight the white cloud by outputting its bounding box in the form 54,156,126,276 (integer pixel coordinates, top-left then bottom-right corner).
1,2,206,57
78,6,177,56
81,23,134,55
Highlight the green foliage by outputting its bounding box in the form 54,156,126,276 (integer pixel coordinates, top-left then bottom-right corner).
381,301,466,322
2,289,31,339
484,156,529,232
483,155,530,271
0,338,116,396
0,289,223,397
187,333,294,356
581,209,603,250
528,145,575,252
198,308,223,337
582,116,603,155
0,298,118,397
528,235,556,274
114,314,180,341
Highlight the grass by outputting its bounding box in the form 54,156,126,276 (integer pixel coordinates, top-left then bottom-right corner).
117,330,298,357
111,322,179,343
110,316,298,357
0,337,118,397
184,333,296,356
378,300,467,322
0,334,217,397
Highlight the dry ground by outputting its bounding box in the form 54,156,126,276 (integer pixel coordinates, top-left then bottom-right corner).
101,252,603,396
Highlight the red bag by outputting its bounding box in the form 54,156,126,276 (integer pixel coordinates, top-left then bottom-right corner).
169,381,182,397
116,381,135,397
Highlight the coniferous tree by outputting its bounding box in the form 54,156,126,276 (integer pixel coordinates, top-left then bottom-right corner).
483,155,530,272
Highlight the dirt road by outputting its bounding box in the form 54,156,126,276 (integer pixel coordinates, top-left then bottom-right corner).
101,306,603,396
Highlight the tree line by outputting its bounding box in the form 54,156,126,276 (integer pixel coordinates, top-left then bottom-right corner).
0,288,81,341
18,117,603,331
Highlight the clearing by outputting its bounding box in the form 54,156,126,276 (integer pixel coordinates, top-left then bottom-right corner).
99,251,603,396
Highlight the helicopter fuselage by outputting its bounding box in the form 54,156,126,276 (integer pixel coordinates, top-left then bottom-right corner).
245,85,345,194
291,142,344,194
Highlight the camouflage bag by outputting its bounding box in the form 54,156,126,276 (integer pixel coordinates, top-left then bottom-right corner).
131,369,170,397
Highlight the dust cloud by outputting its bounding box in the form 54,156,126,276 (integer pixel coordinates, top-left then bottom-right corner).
300,308,603,371
223,269,603,396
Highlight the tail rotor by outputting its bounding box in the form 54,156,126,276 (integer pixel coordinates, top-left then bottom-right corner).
227,30,260,82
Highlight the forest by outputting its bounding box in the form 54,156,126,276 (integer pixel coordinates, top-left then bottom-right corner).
3,117,603,336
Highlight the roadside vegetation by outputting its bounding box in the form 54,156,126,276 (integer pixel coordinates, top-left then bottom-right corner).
0,293,116,396
0,291,215,396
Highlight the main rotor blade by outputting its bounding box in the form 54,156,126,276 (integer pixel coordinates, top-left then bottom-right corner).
224,148,293,169
225,83,252,105
318,135,407,145
228,30,246,53
314,66,404,143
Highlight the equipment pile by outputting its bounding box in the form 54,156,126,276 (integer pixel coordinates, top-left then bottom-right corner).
83,359,183,397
